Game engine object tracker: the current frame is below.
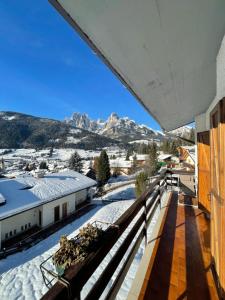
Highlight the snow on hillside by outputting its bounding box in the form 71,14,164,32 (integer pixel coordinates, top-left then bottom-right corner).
2,115,16,121
65,136,81,144
129,139,152,145
0,185,169,300
170,125,193,137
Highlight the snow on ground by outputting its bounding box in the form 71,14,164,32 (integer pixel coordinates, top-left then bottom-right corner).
0,184,169,300
1,147,126,165
51,149,100,161
101,184,135,201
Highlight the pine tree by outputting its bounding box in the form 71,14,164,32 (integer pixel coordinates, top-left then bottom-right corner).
135,172,148,198
49,147,54,157
161,140,170,153
93,157,100,172
68,151,83,173
39,161,48,169
126,149,132,160
170,140,179,156
147,142,158,176
96,150,110,186
132,154,138,172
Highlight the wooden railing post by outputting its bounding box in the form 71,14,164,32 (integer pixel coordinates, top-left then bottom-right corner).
159,183,162,210
165,171,168,190
144,198,147,247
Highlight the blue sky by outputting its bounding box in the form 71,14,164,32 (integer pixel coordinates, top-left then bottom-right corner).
0,0,161,130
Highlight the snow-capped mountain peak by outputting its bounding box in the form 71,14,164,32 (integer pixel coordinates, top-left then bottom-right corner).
65,112,165,143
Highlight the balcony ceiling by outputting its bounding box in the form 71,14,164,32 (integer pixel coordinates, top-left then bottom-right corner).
50,0,225,131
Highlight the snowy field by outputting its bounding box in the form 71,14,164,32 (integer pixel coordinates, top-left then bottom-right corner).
1,147,128,178
0,185,168,300
1,147,126,162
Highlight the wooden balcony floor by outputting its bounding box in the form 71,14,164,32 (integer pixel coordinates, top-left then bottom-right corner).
139,192,219,300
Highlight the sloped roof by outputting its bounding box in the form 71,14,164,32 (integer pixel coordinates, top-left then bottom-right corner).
158,154,172,161
49,0,225,130
0,170,96,220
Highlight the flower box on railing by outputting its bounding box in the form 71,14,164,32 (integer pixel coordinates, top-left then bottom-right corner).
40,221,117,289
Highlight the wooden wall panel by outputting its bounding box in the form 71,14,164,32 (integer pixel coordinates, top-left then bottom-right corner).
197,131,210,213
210,98,225,298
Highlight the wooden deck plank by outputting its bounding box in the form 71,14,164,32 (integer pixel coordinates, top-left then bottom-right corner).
139,192,219,300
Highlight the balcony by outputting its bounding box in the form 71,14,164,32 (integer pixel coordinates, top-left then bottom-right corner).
41,170,219,300
128,192,218,300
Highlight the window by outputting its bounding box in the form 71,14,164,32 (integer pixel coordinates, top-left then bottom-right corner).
14,229,16,235
21,226,24,231
5,233,8,239
25,224,27,230
10,231,12,237
28,223,31,228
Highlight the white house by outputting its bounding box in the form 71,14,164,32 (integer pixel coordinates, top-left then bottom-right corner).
0,170,96,249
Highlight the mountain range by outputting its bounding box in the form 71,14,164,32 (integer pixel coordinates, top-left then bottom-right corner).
0,112,121,149
0,111,193,149
65,112,165,143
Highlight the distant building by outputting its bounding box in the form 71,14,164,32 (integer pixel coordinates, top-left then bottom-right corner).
0,170,96,249
130,154,149,166
110,159,133,175
177,146,196,170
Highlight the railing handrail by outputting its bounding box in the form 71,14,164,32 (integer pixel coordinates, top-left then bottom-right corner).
41,171,168,300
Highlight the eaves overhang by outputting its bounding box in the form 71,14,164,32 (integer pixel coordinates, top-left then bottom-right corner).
49,0,225,131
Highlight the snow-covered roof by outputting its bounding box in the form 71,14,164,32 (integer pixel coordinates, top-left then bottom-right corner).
0,170,96,220
110,160,132,168
158,154,172,161
130,154,149,161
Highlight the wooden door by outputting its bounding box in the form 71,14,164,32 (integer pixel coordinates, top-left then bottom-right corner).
210,98,225,296
62,202,67,218
197,131,210,213
54,206,60,222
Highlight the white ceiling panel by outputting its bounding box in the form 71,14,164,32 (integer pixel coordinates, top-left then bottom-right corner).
50,0,225,130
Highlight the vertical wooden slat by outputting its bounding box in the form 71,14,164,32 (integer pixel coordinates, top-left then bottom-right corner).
219,99,225,293
211,108,220,277
197,131,210,213
210,98,225,297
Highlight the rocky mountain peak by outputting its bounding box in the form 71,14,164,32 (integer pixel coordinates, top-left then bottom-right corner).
108,112,119,122
65,112,166,143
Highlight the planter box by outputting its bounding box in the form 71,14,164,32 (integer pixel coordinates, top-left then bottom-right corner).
40,221,116,289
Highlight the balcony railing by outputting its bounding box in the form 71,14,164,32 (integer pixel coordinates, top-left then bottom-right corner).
41,170,181,300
